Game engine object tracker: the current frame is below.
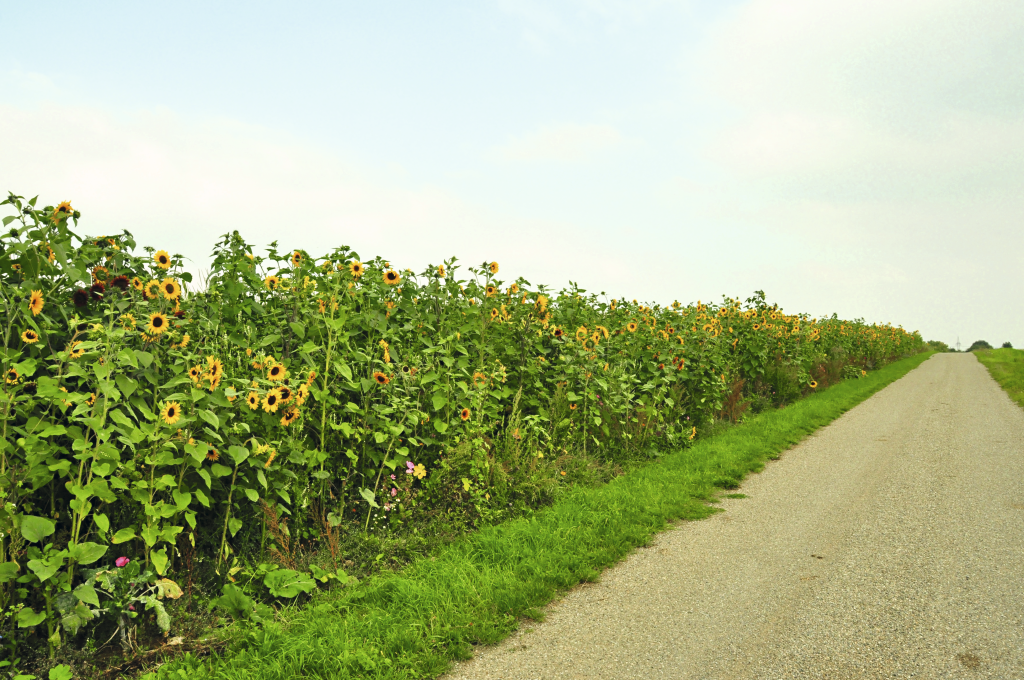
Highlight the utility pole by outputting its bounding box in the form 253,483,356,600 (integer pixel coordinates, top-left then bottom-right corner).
956,336,961,352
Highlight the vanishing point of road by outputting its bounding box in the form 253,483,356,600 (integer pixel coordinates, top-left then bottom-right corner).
448,353,1024,679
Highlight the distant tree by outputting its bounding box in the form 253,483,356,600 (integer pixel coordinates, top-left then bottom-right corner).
967,340,993,352
1002,341,1014,349
926,340,952,352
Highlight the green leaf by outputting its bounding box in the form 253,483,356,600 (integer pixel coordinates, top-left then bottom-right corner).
359,487,379,508
49,664,73,680
20,515,55,543
69,541,107,565
431,393,447,410
433,420,449,434
338,363,352,380
134,350,154,368
228,445,249,465
199,409,219,428
17,606,46,628
209,583,253,620
228,517,243,537
288,322,305,338
263,568,316,598
141,524,159,547
150,547,169,575
172,489,192,510
0,561,20,582
73,583,101,608
111,527,136,544
114,375,138,398
94,513,110,534
259,334,281,347
244,488,259,502
27,559,60,583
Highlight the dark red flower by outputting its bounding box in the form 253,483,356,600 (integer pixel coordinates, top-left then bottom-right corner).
173,310,185,318
90,282,105,300
110,275,129,291
72,289,89,307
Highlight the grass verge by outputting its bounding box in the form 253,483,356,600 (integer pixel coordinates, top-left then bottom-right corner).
974,348,1024,409
151,351,934,680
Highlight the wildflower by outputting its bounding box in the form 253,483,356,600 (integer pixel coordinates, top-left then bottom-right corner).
207,356,224,379
161,402,182,425
690,426,696,441
247,392,260,410
383,269,401,285
406,461,415,475
21,329,39,344
575,326,589,341
809,380,818,389
277,385,292,403
267,363,286,381
280,407,300,426
115,557,130,568
110,275,129,291
472,371,487,386
437,264,446,277
89,282,105,300
131,277,143,291
54,200,73,216
5,368,18,385
627,322,638,333
92,265,110,283
67,341,84,359
569,403,577,410
306,370,317,384
154,250,172,269
262,388,283,413
489,261,499,274
373,371,390,385
161,278,181,300
177,334,191,349
349,261,364,278
536,295,548,311
144,279,161,299
189,365,202,383
291,251,302,267
207,449,220,461
486,285,497,297
391,487,398,497
552,327,564,338
147,313,169,335
28,290,44,316
460,407,471,421
264,275,280,291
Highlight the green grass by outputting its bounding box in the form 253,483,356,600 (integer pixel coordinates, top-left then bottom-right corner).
150,352,934,680
975,348,1024,409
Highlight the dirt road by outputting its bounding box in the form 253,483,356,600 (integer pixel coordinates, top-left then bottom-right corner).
447,354,1024,679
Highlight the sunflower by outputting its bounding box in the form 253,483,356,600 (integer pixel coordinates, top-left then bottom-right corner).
318,298,327,314
306,370,317,384
262,388,283,413
489,261,499,274
472,371,487,386
596,325,609,340
349,261,364,278
110,275,129,291
277,385,292,403
575,326,589,341
161,401,182,425
5,368,18,384
508,283,519,295
752,323,761,331
536,295,549,311
383,269,401,285
291,251,303,267
147,312,169,335
373,371,390,385
591,331,602,345
267,363,286,381
87,283,105,302
490,308,499,320
609,299,617,311
569,403,577,411
206,449,220,462
21,329,39,344
247,392,260,410
92,266,110,283
189,365,202,383
295,384,309,406
460,407,471,421
10,263,20,273
141,279,159,300
582,338,596,351
45,245,56,263
626,322,638,333
552,327,564,338
176,334,191,349
207,356,224,378
28,290,44,316
809,380,818,389
437,264,446,278
161,278,181,300
264,275,280,291
85,392,96,406
67,341,84,359
54,200,73,215
280,407,300,426
154,250,172,269
485,286,496,297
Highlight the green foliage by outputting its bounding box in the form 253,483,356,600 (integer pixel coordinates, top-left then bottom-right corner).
975,348,1024,409
967,339,993,351
0,192,924,668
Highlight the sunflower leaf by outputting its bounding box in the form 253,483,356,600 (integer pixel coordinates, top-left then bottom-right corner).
259,334,280,347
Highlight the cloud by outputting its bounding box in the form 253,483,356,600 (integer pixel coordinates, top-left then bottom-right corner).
493,123,624,162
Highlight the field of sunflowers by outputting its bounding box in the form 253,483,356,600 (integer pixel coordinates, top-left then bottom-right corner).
0,193,922,672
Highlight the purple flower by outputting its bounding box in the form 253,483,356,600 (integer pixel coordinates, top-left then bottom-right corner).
406,460,415,474
391,487,398,497
115,556,130,568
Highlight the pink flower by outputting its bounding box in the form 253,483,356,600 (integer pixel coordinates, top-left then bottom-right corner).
390,474,396,480
115,556,130,568
405,460,415,474
390,487,398,496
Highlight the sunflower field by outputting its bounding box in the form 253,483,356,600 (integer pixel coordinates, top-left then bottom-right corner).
0,193,923,670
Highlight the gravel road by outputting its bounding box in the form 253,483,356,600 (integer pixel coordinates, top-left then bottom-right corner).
446,353,1024,679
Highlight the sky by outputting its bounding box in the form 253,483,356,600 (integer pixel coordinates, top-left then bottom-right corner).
1,0,1021,348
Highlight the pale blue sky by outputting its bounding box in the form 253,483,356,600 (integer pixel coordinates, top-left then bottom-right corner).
2,1,1022,347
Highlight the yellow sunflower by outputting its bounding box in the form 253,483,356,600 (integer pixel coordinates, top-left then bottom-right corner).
267,363,286,381
264,275,280,291
154,250,172,269
189,365,202,383
130,277,143,291
437,264,446,277
383,269,401,286
552,327,564,338
460,407,471,421
21,329,39,344
349,261,364,278
489,261,499,274
626,322,638,333
67,341,84,359
144,279,161,300
161,278,181,300
5,368,18,384
373,371,390,385
247,392,260,410
291,251,302,267
92,266,110,283
575,326,589,342
295,384,309,406
161,401,182,425
486,286,497,297
280,407,300,426
28,290,44,316
147,312,169,335
207,356,224,378
262,388,283,413
809,380,818,389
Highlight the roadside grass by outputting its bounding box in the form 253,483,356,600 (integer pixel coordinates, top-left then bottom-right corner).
150,352,934,680
975,348,1024,409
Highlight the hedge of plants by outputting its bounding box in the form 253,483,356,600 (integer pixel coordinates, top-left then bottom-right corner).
0,193,922,673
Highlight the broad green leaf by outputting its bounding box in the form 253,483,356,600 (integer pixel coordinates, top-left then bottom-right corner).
228,517,243,537
17,606,46,628
134,350,154,368
94,513,110,534
73,583,101,607
259,334,280,347
27,558,60,582
111,527,136,544
69,541,107,565
433,420,449,434
431,393,447,410
49,664,74,680
199,409,219,428
141,524,159,547
0,561,20,582
20,515,55,543
288,321,305,338
244,488,259,502
150,547,169,575
228,445,249,465
359,487,379,508
114,375,138,398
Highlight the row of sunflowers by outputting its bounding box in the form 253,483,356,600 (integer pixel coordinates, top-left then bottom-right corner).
0,193,923,664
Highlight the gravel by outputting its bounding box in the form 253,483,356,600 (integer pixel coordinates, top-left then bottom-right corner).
445,353,1024,679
